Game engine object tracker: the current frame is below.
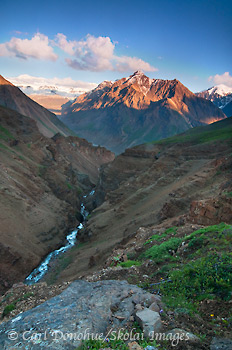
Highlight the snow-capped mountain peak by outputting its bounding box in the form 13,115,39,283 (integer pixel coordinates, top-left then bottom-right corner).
196,84,232,112
207,84,232,96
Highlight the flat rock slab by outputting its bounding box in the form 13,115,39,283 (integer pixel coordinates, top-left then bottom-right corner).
0,280,155,350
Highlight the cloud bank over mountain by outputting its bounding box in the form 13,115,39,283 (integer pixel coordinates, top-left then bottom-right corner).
209,72,232,88
7,74,97,97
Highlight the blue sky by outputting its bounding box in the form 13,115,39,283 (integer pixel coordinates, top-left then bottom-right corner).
1,0,231,93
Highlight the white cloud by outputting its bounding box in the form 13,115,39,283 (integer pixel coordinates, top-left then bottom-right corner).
114,56,157,72
64,34,157,72
65,35,115,71
0,32,157,72
0,33,57,61
54,33,77,55
7,74,97,97
209,72,232,88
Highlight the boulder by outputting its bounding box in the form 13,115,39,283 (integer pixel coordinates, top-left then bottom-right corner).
210,337,232,350
0,280,157,350
149,302,160,312
135,308,162,338
165,328,200,345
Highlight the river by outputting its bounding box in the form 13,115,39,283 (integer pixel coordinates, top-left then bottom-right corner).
25,190,95,284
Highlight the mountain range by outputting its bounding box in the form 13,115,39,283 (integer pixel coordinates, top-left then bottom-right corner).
60,71,226,154
196,84,232,116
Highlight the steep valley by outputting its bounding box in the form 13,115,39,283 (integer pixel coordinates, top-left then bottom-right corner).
0,105,114,293
0,115,231,350
41,118,232,287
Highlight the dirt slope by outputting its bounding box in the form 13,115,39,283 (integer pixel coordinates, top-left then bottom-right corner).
0,105,114,293
0,75,73,137
49,118,232,285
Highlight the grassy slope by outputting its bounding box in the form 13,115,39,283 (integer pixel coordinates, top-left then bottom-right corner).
151,116,232,145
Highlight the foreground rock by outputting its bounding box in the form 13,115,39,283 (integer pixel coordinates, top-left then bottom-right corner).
135,308,162,338
210,337,232,350
0,280,157,350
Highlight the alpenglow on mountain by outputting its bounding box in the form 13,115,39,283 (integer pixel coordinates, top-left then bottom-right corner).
196,84,232,117
60,71,226,154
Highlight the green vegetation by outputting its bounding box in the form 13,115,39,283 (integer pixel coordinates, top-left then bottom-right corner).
186,222,229,240
223,191,232,198
2,304,16,318
160,253,232,308
151,117,232,145
78,338,129,350
66,182,73,190
119,260,141,268
139,223,232,312
19,292,34,300
117,222,232,316
142,237,182,263
144,226,177,245
1,292,35,318
0,124,14,140
185,222,231,257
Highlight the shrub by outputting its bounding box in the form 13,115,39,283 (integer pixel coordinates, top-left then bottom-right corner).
119,260,141,268
142,237,182,263
144,227,177,245
2,303,16,318
160,253,232,303
186,223,229,242
66,182,73,190
188,235,206,249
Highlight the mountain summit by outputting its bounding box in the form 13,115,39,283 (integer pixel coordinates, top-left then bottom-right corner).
196,84,232,117
61,71,226,154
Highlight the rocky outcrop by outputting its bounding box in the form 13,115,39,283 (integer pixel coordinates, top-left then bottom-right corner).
0,280,159,349
188,196,232,225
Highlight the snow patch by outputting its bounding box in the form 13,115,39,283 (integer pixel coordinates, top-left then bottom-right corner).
207,84,232,96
